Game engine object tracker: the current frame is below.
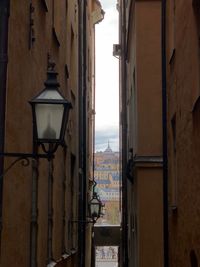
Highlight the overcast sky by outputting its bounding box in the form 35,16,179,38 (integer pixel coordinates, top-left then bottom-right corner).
95,0,119,152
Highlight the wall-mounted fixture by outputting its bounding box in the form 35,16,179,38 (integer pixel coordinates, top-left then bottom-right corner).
29,61,72,156
0,62,72,177
88,191,103,224
71,181,104,225
113,44,121,58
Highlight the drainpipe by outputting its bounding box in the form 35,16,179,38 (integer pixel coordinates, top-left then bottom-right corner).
78,1,87,266
161,0,169,266
120,1,128,266
0,0,10,257
30,154,39,267
47,158,54,264
82,0,87,265
91,30,96,267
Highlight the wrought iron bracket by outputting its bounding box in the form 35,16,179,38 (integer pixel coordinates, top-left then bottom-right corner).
0,152,54,178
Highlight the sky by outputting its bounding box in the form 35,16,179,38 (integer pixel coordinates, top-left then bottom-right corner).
95,0,119,152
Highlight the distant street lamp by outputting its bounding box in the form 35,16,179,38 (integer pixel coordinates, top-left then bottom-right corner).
88,192,103,223
71,183,104,225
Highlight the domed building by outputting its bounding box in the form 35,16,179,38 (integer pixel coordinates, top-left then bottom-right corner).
104,140,113,153
94,141,120,225
94,140,119,168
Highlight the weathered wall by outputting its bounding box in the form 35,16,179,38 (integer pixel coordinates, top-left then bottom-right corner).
167,0,200,266
1,1,80,267
136,166,163,267
135,0,162,156
125,1,163,266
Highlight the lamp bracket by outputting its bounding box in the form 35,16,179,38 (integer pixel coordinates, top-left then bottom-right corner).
40,143,59,156
0,152,54,179
0,152,52,159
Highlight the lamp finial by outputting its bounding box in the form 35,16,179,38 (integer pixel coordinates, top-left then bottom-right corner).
47,53,56,71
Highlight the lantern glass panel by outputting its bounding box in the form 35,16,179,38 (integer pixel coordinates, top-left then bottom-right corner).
36,89,63,100
35,103,64,140
90,199,100,217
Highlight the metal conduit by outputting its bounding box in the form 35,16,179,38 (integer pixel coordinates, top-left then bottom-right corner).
0,0,10,258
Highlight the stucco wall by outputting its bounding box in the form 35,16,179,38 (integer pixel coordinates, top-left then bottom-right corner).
136,167,163,267
125,1,163,266
167,1,200,266
1,1,80,267
135,0,162,156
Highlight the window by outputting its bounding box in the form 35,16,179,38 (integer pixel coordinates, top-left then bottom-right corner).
193,0,200,10
41,0,49,11
190,250,198,267
52,0,66,46
168,0,176,63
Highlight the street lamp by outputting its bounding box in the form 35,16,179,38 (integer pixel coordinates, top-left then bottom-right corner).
71,183,104,225
88,192,103,223
29,62,72,155
0,62,72,176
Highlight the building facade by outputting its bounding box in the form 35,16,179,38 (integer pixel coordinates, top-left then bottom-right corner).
119,0,164,266
119,0,200,266
0,1,103,267
94,143,120,225
166,1,200,266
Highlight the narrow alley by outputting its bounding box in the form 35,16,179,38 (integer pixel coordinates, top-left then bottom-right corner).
0,0,200,267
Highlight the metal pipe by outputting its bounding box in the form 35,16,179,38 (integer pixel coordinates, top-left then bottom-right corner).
61,146,67,254
0,0,10,256
161,0,169,266
82,0,87,264
30,158,39,267
78,0,83,265
120,0,128,266
78,1,87,266
92,28,96,197
47,158,54,263
91,28,96,267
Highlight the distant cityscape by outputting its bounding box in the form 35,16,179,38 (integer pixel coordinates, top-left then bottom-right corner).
96,246,118,267
94,141,120,225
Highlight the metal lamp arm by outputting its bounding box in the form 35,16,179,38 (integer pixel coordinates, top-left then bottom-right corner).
0,152,54,178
